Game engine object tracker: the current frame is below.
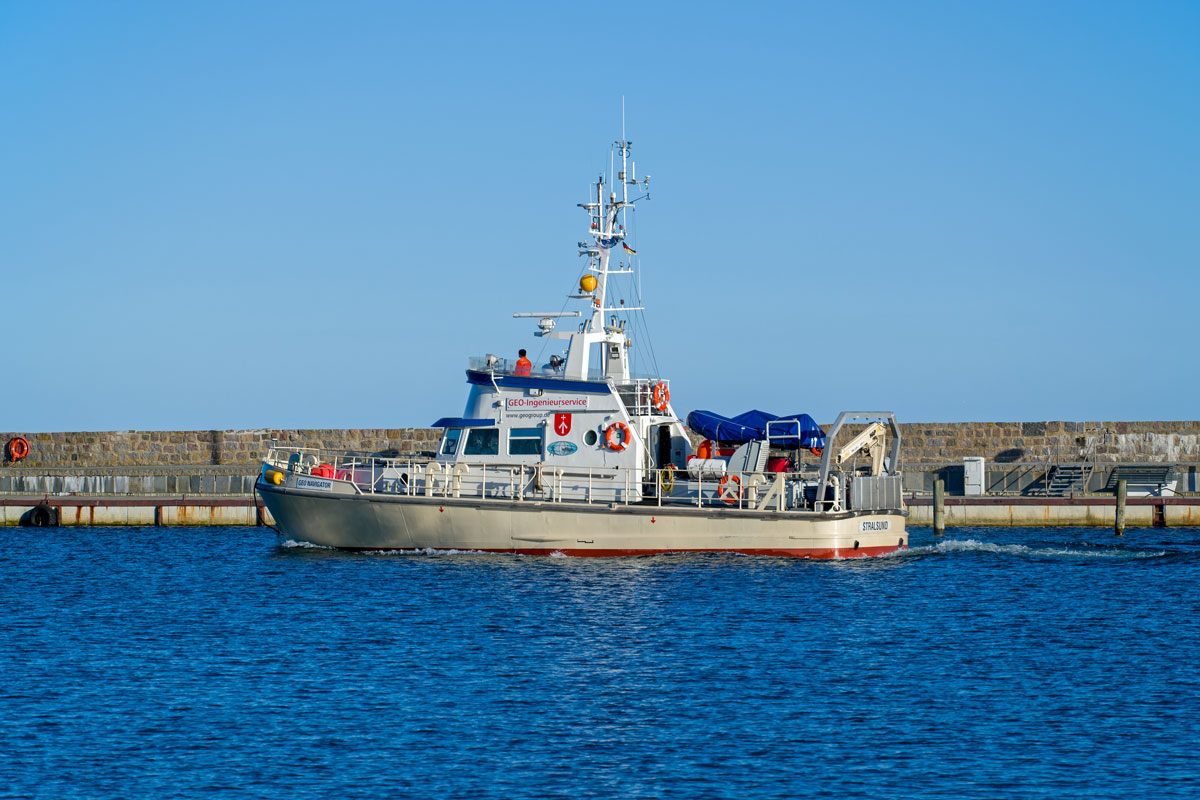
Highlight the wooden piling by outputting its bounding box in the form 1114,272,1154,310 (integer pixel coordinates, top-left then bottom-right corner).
933,478,945,536
1115,479,1126,536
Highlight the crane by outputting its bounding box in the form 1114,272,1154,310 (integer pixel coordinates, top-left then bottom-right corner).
834,422,889,476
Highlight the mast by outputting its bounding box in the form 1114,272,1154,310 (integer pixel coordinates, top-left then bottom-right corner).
530,137,648,381
590,175,609,335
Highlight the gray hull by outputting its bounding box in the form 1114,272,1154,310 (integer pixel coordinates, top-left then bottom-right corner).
259,483,907,558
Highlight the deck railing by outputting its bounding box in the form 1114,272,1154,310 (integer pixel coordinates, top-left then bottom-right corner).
614,378,671,417
466,356,666,386
262,445,897,513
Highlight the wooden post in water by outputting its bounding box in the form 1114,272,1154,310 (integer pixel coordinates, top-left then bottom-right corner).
933,478,945,536
1115,479,1126,536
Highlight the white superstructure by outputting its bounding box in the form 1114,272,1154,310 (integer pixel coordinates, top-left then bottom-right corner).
257,138,908,557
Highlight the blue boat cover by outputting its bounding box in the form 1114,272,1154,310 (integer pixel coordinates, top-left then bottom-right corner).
686,409,826,450
432,417,496,428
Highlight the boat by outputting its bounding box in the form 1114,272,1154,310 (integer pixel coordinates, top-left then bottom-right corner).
256,138,908,557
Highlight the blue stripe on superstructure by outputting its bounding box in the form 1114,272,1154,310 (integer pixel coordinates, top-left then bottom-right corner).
432,417,496,428
465,370,613,394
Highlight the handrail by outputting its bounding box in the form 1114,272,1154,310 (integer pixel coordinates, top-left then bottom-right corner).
466,356,667,383
615,377,672,417
263,445,908,513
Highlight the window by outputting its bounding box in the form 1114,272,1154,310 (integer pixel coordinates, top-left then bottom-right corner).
583,429,598,446
508,427,543,456
464,428,499,456
441,429,462,456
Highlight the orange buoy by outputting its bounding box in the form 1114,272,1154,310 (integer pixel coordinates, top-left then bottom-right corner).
605,422,631,452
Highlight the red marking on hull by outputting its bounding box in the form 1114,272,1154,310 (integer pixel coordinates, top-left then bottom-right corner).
342,544,906,559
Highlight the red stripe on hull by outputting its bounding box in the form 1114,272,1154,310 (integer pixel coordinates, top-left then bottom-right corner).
342,544,906,559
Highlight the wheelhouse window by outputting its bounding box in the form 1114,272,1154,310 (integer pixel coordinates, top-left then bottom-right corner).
441,429,462,456
464,428,499,456
508,427,543,456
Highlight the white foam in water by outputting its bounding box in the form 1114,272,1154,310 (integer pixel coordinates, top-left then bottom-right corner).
278,537,487,555
903,538,1167,559
279,538,334,549
278,536,1168,560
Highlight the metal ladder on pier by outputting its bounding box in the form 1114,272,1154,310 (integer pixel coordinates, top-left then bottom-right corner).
1039,433,1100,497
1044,464,1090,497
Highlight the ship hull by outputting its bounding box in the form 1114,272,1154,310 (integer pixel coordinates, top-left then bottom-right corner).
258,483,907,558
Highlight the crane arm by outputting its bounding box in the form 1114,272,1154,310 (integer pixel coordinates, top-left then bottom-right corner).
834,421,889,476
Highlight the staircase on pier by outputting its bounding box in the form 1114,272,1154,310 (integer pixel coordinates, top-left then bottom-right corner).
1042,463,1091,497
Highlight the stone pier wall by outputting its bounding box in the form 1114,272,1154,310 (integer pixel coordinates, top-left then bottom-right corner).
1,420,1197,470
891,421,1200,465
0,429,440,469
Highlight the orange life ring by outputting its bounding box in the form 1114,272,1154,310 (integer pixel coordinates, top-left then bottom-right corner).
6,436,30,462
605,422,631,452
810,446,823,457
717,474,742,505
652,382,670,412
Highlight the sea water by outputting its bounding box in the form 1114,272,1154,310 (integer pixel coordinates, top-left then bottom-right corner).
1,525,1197,799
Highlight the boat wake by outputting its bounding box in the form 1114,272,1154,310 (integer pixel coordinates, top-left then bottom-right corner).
277,538,487,556
279,538,334,550
901,537,1170,560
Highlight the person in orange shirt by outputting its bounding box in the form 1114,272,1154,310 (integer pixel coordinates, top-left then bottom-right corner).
514,349,532,376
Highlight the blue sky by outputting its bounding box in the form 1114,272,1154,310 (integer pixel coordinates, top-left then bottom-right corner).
2,1,1197,431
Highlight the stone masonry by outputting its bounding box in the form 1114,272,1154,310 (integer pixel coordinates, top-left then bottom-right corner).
0,429,440,469
0,421,1197,470
891,421,1200,466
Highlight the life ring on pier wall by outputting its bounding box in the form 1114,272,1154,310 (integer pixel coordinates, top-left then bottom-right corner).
718,474,742,505
605,422,631,452
652,382,670,412
6,436,30,462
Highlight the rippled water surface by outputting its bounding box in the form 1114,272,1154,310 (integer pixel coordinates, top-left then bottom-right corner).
2,525,1199,799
